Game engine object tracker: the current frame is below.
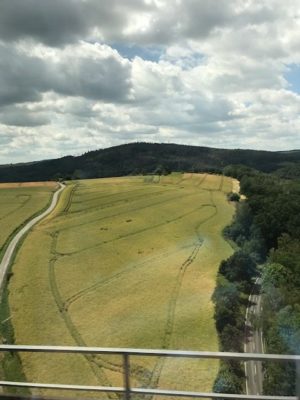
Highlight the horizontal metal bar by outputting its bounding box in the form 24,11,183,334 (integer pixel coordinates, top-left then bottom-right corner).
0,381,297,400
0,345,299,362
0,381,124,393
132,388,298,400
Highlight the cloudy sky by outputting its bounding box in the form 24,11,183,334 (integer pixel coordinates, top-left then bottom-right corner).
1,0,300,163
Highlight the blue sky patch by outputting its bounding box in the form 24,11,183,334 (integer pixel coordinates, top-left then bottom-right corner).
285,64,300,94
112,43,162,62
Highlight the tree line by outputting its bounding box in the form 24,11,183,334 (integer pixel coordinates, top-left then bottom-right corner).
213,166,300,395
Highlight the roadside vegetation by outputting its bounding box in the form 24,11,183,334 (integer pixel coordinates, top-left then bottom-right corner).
7,173,235,396
214,165,300,396
0,182,57,260
0,182,57,393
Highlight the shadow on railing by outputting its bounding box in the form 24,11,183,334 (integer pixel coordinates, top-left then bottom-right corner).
0,345,299,400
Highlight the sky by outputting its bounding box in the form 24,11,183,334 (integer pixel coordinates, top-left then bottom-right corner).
1,0,300,163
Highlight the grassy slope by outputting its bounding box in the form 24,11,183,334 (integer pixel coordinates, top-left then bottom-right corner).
8,174,235,396
0,183,57,259
0,182,57,394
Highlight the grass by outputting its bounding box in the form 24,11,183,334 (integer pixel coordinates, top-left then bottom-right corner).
0,181,57,394
0,182,57,260
7,173,236,397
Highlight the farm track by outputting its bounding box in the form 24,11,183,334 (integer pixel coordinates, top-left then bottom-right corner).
61,183,78,214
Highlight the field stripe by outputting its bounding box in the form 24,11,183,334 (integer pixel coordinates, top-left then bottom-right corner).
57,203,215,257
58,188,203,233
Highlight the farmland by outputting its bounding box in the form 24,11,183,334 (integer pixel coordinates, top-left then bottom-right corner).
0,182,58,260
7,173,236,396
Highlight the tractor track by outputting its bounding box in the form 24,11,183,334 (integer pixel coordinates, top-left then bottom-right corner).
56,203,214,257
147,190,218,391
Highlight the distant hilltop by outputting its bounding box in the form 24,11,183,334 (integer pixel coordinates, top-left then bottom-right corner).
1,142,300,182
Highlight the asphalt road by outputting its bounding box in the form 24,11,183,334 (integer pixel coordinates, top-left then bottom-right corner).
244,277,264,395
0,183,65,291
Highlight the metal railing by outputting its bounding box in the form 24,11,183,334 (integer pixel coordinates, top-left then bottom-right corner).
0,345,299,400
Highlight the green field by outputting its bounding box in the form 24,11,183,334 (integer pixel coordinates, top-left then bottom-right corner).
8,173,236,397
0,182,57,260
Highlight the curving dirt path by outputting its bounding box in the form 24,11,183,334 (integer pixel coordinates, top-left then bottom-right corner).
0,183,65,291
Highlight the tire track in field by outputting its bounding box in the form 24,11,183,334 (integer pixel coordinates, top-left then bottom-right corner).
73,185,168,204
196,174,207,187
58,185,188,233
57,203,214,257
49,231,154,387
148,190,218,392
48,232,121,398
218,174,224,191
72,186,149,204
69,188,174,216
63,242,197,311
61,183,78,214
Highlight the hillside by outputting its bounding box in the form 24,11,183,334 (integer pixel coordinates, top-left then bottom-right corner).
1,142,300,182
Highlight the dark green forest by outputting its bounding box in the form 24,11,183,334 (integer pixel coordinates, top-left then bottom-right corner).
213,166,300,395
1,142,300,182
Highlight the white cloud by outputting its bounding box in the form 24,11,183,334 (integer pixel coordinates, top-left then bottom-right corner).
1,0,300,163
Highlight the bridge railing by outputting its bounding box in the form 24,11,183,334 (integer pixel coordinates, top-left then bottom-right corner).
0,345,299,400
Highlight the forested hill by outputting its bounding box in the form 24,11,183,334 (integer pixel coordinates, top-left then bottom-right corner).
1,142,300,182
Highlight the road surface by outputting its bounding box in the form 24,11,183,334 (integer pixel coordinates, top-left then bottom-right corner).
0,183,65,291
244,277,264,395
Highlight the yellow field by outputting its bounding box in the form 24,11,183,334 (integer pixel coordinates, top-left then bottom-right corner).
0,182,57,258
8,173,236,397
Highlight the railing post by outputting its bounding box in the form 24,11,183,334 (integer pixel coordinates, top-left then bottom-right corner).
297,360,300,400
123,353,131,400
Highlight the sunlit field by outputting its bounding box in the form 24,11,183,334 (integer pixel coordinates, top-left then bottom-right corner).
8,173,236,397
0,182,57,259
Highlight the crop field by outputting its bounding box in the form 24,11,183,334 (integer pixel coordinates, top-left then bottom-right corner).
0,182,57,260
8,173,236,397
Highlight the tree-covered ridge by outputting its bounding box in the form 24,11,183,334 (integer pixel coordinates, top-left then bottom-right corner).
0,142,300,182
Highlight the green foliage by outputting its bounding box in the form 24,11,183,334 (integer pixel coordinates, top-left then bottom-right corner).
0,142,300,182
219,251,256,291
227,192,240,201
212,276,244,342
213,361,243,394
